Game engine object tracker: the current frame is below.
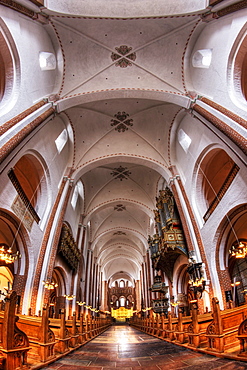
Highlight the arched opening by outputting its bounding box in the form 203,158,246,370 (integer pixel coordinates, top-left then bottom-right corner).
13,155,43,210
175,264,191,315
119,280,125,288
0,210,29,312
8,154,49,228
227,210,247,306
0,50,5,101
46,267,67,318
0,20,18,112
228,25,247,108
119,296,126,307
241,43,247,101
0,266,14,308
228,254,247,306
197,148,239,221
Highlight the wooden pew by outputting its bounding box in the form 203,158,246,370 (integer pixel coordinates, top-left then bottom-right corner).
66,312,80,348
174,310,191,344
49,309,71,354
78,313,86,344
159,314,168,339
18,305,56,363
206,297,247,353
164,312,177,341
237,316,247,357
0,291,30,370
186,304,212,348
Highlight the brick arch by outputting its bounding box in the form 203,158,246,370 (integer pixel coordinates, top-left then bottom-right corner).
193,145,238,222
215,204,247,309
0,17,20,113
0,209,30,312
228,22,247,109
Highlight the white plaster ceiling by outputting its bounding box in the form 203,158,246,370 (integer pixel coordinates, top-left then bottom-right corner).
45,3,208,284
45,0,208,18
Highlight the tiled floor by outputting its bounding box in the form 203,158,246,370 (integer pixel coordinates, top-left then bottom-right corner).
42,324,247,369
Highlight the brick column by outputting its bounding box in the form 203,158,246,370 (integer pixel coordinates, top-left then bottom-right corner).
169,166,213,299
30,172,73,313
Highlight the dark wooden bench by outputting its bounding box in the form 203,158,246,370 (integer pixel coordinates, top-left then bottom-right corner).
206,297,247,353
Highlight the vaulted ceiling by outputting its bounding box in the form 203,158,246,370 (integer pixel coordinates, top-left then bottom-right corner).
44,1,209,283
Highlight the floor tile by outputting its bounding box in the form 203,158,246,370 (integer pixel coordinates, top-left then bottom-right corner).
42,324,247,369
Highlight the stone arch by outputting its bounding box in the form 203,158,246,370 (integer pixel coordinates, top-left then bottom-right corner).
0,209,31,313
84,198,153,225
193,145,239,224
10,151,51,231
57,89,190,113
228,22,247,110
0,18,20,115
47,266,68,318
172,255,191,314
215,204,247,309
71,154,171,192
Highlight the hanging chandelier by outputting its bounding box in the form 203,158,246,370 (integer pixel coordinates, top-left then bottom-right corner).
171,301,180,307
0,244,21,264
64,294,75,300
42,280,58,290
229,241,247,259
76,301,85,306
187,261,206,295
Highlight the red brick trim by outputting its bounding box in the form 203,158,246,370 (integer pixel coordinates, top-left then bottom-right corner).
216,0,247,18
0,0,35,18
46,184,73,280
54,14,202,21
203,164,239,222
0,100,47,136
192,104,247,156
0,107,55,166
199,97,247,130
209,0,224,5
30,176,69,311
169,166,213,299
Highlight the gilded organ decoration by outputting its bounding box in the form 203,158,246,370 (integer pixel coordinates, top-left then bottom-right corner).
148,187,188,280
58,224,81,270
150,274,169,314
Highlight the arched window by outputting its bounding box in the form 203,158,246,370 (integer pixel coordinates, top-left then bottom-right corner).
119,280,125,288
55,129,68,153
39,52,56,71
178,128,191,153
119,296,125,306
71,180,84,209
192,49,212,68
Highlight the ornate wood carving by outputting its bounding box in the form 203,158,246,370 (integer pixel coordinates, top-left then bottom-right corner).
58,224,81,270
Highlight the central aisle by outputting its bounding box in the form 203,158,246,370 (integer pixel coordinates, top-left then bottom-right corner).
43,324,247,369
